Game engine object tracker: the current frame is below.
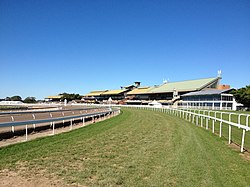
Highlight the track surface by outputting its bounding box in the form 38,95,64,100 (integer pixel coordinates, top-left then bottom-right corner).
0,106,110,134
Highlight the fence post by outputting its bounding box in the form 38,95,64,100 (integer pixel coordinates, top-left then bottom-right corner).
11,116,15,133
25,124,28,141
70,119,73,130
201,111,203,128
238,114,243,129
82,117,85,126
241,129,246,153
228,113,232,144
52,121,55,135
206,111,209,130
219,112,224,138
246,115,249,127
32,114,36,129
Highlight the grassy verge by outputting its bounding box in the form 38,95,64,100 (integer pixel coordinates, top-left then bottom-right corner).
0,108,249,186
189,109,250,150
0,105,28,110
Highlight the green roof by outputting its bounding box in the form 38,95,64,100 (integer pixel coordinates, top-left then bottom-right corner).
127,87,154,95
85,90,107,96
147,77,220,93
101,89,128,95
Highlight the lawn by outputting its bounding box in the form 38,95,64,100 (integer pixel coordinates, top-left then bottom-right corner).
0,108,249,186
185,109,250,150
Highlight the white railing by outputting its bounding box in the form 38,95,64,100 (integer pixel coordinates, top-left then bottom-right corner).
119,105,249,153
0,107,121,141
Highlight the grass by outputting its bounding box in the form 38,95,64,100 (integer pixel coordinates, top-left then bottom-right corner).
187,109,250,150
0,105,28,110
0,108,249,186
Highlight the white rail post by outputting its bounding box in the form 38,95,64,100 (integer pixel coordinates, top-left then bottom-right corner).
52,121,55,135
206,111,210,130
246,115,249,127
228,113,232,144
196,115,198,126
62,112,65,124
72,111,75,122
201,111,203,128
25,124,28,141
213,111,218,134
11,116,15,133
82,117,85,126
32,114,36,129
219,112,223,138
70,119,73,130
241,129,246,153
238,114,243,129
50,113,53,127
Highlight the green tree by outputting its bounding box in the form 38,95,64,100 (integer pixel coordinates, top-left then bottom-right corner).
59,93,82,101
5,97,11,101
231,85,250,108
23,97,36,103
10,96,22,101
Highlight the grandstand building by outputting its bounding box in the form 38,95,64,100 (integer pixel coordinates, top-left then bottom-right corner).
179,89,236,110
84,73,239,110
45,95,63,102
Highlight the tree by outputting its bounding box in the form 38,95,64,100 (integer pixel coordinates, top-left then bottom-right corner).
23,97,36,103
230,85,250,108
10,95,22,101
5,97,11,101
59,93,82,101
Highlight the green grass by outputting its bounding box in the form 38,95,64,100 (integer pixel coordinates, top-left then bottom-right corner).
0,108,249,186
0,105,28,110
188,109,250,150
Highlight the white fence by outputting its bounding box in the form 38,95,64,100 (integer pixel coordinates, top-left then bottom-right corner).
120,105,250,153
0,107,121,141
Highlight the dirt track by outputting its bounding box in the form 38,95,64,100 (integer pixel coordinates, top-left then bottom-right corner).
0,106,112,142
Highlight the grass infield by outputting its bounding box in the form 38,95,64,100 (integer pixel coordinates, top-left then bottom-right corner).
0,108,249,186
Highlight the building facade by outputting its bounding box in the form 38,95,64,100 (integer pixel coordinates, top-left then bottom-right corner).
84,74,240,110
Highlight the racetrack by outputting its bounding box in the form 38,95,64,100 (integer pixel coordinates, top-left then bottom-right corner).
0,108,249,187
0,106,111,140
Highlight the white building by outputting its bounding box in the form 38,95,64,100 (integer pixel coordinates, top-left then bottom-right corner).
179,89,240,110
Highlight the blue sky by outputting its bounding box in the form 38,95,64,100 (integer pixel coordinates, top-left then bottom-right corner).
0,0,249,100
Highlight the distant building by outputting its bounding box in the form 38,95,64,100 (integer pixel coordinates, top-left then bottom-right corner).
179,89,236,110
44,95,63,102
83,73,240,110
84,82,140,104
126,77,221,105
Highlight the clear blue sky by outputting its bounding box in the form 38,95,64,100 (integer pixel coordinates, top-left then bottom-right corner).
0,0,249,100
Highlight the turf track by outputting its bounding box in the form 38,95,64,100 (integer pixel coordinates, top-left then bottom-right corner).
0,108,249,186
